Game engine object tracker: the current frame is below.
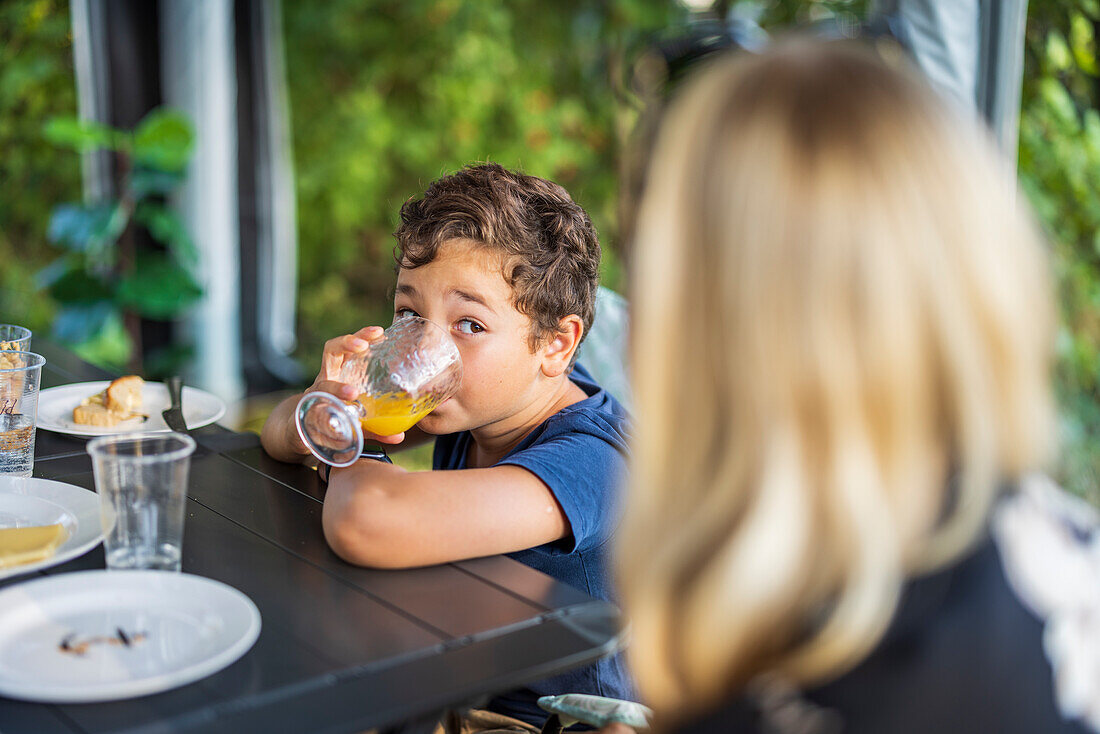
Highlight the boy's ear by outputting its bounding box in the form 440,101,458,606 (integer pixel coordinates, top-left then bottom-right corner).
540,315,584,378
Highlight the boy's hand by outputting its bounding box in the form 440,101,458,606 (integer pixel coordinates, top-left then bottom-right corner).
261,325,408,463
310,326,404,446
309,325,380,396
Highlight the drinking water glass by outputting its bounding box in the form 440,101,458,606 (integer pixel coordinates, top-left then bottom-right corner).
296,316,462,467
87,432,196,572
0,351,45,478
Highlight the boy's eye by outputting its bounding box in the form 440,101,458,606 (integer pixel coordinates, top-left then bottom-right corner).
395,308,419,321
454,319,484,335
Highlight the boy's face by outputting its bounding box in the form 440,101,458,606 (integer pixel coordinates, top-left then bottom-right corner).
393,238,549,436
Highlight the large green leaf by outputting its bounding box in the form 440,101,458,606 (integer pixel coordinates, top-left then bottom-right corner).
70,309,132,370
47,203,128,252
1071,12,1099,76
1040,76,1080,129
133,202,199,266
132,109,194,172
1047,29,1075,73
128,167,185,198
143,343,195,380
35,256,76,290
42,116,126,152
116,252,202,318
46,268,114,305
51,301,116,344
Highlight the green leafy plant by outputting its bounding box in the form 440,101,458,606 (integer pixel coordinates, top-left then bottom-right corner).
0,0,81,339
1020,0,1100,504
282,0,681,363
38,109,201,372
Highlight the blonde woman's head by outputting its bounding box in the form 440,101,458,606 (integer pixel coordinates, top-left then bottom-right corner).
620,39,1055,721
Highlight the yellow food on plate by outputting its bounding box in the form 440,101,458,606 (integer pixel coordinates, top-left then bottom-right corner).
0,523,68,569
72,375,145,427
72,402,123,427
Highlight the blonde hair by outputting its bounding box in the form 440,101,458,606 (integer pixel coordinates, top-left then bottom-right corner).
619,40,1056,723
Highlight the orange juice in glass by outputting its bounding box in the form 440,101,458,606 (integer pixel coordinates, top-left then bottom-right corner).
356,392,437,436
295,316,462,466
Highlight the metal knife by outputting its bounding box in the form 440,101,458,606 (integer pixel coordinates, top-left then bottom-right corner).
162,376,188,433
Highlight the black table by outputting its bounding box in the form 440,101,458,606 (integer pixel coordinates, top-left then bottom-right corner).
1,341,623,734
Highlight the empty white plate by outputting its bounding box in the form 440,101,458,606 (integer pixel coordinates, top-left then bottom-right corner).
36,381,227,437
0,570,261,702
0,476,104,581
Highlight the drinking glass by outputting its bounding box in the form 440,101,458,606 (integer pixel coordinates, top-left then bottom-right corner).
0,325,31,352
0,351,45,478
296,316,462,467
87,432,196,572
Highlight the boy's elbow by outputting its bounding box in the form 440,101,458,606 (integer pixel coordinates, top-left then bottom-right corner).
321,486,412,569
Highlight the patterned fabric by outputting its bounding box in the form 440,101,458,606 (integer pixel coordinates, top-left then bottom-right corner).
537,693,653,728
994,474,1100,732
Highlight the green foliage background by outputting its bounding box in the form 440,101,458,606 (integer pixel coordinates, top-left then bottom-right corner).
282,0,679,358
281,0,868,364
38,108,201,374
4,0,1100,499
1020,0,1100,503
0,0,79,337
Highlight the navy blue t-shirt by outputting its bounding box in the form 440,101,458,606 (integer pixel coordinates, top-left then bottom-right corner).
432,363,636,726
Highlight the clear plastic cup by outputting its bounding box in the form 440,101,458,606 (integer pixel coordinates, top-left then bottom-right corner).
0,351,45,478
296,316,462,466
87,433,196,572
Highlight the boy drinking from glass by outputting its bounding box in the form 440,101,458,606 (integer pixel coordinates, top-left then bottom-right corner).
261,163,633,731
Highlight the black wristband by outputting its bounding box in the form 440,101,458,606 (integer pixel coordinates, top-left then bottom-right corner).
360,444,393,464
316,446,391,484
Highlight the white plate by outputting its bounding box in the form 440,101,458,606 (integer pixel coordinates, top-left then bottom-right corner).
0,570,261,702
0,476,104,581
36,381,227,437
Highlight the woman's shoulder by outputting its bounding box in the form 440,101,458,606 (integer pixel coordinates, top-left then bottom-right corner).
674,475,1100,734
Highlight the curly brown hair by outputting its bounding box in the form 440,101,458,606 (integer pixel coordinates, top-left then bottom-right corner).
394,163,601,353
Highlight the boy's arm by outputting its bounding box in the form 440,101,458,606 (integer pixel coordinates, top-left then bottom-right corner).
260,390,317,464
322,460,571,568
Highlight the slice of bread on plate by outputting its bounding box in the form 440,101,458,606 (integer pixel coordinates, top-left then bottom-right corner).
72,402,123,427
105,375,143,414
72,375,146,427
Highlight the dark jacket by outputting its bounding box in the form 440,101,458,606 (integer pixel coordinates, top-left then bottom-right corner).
678,501,1094,734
